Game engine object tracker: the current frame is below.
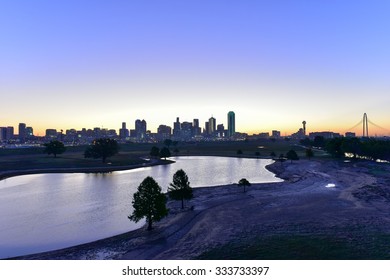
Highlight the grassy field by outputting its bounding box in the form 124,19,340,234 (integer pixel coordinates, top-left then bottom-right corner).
147,139,328,159
0,144,147,172
197,232,390,260
0,139,330,173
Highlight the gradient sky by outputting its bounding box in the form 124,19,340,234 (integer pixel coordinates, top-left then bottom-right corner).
1,0,390,136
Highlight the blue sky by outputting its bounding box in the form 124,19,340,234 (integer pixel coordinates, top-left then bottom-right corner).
1,0,390,136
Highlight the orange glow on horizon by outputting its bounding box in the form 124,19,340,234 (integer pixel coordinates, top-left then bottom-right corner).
28,125,390,138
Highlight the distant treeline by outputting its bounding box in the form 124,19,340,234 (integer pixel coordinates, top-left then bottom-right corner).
301,136,390,161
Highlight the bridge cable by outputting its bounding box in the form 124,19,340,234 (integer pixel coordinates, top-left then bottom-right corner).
345,119,363,132
367,119,390,134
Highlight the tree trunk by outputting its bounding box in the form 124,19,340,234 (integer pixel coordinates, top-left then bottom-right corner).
147,219,153,231
181,198,184,209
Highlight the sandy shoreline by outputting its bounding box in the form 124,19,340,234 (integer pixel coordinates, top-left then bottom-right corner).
9,158,390,260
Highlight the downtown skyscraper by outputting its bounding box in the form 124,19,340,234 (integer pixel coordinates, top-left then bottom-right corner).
227,111,235,137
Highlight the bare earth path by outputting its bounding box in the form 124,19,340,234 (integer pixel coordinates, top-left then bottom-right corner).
14,159,390,260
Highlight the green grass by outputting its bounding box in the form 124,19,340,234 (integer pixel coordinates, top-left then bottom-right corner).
0,151,147,172
0,139,329,173
164,139,308,158
197,233,390,260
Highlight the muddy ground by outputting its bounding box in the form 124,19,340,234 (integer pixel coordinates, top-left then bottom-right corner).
15,159,390,260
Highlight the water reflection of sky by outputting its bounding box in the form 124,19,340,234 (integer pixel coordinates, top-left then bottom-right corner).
0,156,281,259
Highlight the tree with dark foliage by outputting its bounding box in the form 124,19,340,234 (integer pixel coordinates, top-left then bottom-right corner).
128,176,168,230
43,140,66,158
150,146,160,158
160,147,171,160
286,149,299,163
168,169,193,209
84,138,119,163
238,178,251,193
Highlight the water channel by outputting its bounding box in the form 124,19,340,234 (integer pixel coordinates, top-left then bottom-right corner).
0,156,282,259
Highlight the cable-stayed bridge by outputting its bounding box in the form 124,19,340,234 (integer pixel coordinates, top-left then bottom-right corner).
346,113,390,137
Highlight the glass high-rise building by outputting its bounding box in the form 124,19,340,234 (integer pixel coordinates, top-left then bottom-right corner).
18,123,26,142
119,122,129,139
227,111,235,137
208,117,216,135
173,117,181,139
135,119,147,140
193,119,201,136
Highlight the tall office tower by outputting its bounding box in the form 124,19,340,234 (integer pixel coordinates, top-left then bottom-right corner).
6,126,14,140
135,119,147,140
141,120,147,138
181,121,193,140
26,127,34,139
119,122,129,139
272,130,281,138
208,116,216,135
227,111,235,137
45,129,58,139
173,117,181,139
129,129,136,138
0,127,6,141
217,124,225,138
217,124,224,131
193,119,201,136
19,123,26,142
193,119,199,128
157,125,172,141
204,121,210,135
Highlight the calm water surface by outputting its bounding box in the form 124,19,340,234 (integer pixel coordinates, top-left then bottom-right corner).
0,156,281,258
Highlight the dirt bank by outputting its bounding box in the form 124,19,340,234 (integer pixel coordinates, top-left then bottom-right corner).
13,159,390,260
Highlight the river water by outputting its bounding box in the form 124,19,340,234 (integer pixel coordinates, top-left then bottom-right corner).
0,156,281,259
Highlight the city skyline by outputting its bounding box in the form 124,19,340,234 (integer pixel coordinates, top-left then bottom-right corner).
2,111,386,142
2,1,390,136
1,110,389,138
0,111,239,139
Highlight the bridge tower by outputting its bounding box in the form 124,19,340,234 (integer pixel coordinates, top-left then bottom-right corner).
363,113,368,137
